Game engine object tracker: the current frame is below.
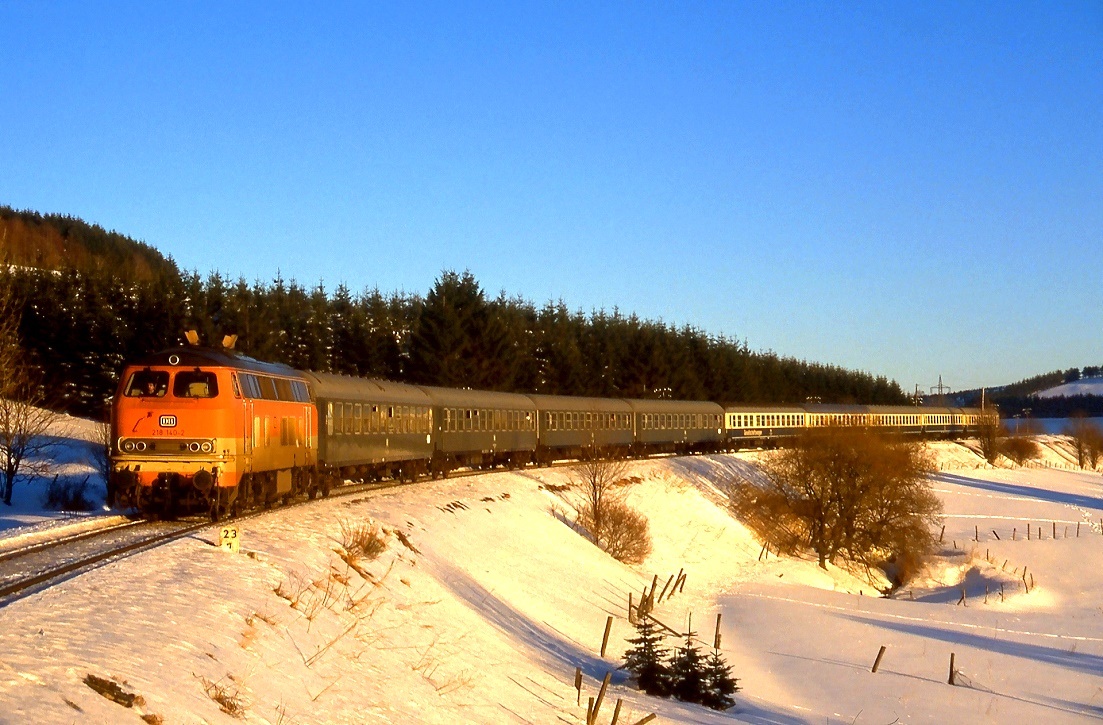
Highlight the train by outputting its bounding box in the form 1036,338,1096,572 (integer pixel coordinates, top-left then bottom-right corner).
109,337,995,519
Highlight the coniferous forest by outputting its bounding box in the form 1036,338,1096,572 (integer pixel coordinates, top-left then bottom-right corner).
1,206,907,419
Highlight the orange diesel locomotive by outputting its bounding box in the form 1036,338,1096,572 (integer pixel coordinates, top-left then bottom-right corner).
111,337,321,518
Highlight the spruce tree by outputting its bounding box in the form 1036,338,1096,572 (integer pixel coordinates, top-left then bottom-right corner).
622,617,671,696
669,631,706,704
701,647,740,711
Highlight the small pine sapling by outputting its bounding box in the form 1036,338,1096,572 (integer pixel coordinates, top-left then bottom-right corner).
622,617,671,696
700,647,740,711
669,631,707,704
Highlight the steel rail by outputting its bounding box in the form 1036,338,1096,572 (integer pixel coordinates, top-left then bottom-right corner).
0,520,206,602
0,519,145,565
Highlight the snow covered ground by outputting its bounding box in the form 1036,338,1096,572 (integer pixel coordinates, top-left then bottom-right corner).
0,411,110,536
1,433,1102,723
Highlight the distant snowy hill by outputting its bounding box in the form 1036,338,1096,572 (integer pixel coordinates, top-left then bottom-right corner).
1036,376,1103,398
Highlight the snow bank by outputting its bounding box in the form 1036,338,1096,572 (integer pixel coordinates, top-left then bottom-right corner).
1,440,1101,723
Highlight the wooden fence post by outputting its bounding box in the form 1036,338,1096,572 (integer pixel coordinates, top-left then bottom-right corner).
610,699,623,725
714,613,722,650
948,652,956,685
601,616,613,658
871,645,887,673
592,671,612,723
575,667,582,706
657,574,674,603
587,696,594,724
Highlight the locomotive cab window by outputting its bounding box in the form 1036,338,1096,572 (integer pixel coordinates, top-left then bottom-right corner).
173,370,219,398
125,370,169,397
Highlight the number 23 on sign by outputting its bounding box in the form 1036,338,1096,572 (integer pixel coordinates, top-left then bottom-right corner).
219,525,240,553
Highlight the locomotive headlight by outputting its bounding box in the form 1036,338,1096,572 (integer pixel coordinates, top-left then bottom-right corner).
134,441,148,452
187,442,201,453
122,439,136,452
200,440,214,453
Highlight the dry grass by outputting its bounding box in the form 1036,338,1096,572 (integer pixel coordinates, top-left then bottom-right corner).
337,519,388,564
198,675,247,718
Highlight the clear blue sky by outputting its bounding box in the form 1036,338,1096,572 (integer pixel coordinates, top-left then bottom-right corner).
1,1,1100,391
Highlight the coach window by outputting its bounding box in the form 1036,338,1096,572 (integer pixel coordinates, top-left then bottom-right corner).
354,404,362,434
326,402,334,436
173,370,219,398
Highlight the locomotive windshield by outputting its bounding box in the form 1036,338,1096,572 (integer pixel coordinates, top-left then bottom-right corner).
173,370,220,398
124,370,169,397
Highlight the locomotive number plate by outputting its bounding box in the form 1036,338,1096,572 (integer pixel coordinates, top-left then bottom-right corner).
159,415,177,428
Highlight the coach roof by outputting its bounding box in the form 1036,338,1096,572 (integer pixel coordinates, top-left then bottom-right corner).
300,371,433,406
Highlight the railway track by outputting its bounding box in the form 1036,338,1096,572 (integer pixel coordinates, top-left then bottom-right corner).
0,457,627,607
0,518,204,605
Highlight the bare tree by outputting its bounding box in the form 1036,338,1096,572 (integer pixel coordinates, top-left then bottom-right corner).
1065,413,1103,470
571,454,651,563
729,427,939,585
975,414,1003,465
1088,427,1103,471
0,286,58,505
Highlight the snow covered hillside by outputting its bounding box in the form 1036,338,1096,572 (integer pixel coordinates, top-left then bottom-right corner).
1037,377,1103,399
1,439,1102,723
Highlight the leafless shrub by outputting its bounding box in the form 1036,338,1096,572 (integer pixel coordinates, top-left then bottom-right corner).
1002,433,1040,466
90,417,113,503
731,427,940,587
198,675,246,718
44,474,93,511
141,713,164,724
599,499,652,564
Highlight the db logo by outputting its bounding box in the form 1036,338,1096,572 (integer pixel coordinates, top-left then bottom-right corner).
159,415,177,428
